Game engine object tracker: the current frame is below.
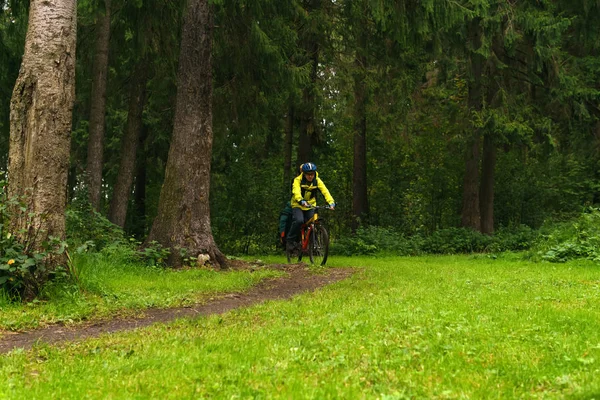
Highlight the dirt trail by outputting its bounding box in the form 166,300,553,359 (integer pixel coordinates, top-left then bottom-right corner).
0,264,353,354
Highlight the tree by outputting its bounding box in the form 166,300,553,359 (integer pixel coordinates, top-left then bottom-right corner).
460,16,484,231
108,59,149,227
8,0,77,262
283,107,294,196
86,0,112,210
295,0,325,165
351,9,369,232
146,0,225,267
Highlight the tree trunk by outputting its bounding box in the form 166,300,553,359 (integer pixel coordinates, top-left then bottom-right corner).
108,62,148,227
283,104,294,197
461,135,481,230
146,0,225,268
479,59,501,235
296,0,321,165
352,44,369,232
296,45,319,165
8,0,77,269
86,0,112,210
132,129,147,238
479,133,496,234
461,17,483,231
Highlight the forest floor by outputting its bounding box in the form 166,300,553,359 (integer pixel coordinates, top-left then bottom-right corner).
0,263,353,354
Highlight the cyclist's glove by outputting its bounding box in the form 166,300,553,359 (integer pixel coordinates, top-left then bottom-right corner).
329,203,336,209
300,200,309,208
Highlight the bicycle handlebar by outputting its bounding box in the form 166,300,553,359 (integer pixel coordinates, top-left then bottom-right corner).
306,204,336,210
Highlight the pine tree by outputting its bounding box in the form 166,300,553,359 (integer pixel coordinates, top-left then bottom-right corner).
147,0,225,267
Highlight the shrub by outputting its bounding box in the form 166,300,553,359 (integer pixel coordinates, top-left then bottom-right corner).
0,186,69,300
137,240,171,267
420,227,493,254
485,225,538,253
216,231,280,256
330,225,537,257
330,226,419,256
66,201,125,251
530,207,600,263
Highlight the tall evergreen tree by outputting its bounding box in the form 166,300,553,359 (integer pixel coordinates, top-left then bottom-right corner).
461,16,484,230
295,0,326,165
147,0,225,267
108,59,149,227
86,0,112,210
351,11,369,232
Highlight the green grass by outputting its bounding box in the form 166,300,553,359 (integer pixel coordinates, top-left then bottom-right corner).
2,254,600,399
0,251,282,332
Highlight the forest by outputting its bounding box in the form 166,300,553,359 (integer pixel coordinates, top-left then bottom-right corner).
4,1,600,397
1,0,600,296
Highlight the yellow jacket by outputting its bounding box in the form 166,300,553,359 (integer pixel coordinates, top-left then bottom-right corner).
290,172,335,210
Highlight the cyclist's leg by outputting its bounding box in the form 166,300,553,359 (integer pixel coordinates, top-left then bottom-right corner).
303,208,315,223
286,207,304,249
296,208,315,254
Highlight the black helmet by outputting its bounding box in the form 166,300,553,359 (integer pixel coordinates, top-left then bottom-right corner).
301,162,317,173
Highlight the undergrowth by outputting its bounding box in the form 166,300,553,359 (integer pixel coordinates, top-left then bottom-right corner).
0,245,282,331
2,255,600,398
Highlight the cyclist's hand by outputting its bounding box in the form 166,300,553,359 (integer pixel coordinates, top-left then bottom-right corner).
300,200,309,208
328,203,336,210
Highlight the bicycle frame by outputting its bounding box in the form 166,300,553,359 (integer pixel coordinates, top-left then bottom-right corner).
300,213,320,252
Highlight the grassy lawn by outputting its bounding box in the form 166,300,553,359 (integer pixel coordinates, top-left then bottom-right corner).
2,254,600,398
0,251,283,332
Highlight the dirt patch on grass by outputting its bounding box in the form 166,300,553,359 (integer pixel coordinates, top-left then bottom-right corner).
0,264,353,354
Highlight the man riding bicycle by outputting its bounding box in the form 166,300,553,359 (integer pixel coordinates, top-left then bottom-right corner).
286,162,335,253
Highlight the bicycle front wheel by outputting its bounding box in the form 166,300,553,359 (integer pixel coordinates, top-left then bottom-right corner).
309,224,329,266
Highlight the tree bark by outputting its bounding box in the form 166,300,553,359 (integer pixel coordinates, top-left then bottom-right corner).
8,0,77,262
86,0,112,210
461,17,483,231
108,62,148,228
352,34,369,232
295,0,321,165
146,0,225,268
132,129,147,238
480,133,496,234
461,135,481,230
283,104,294,197
296,43,319,165
479,59,501,235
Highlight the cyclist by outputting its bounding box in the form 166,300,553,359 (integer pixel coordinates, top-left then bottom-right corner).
286,162,335,253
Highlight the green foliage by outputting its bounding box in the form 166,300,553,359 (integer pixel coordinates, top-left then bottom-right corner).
420,227,493,254
214,231,280,257
331,225,538,256
65,201,125,251
487,225,539,252
5,0,600,257
0,187,69,300
0,233,67,300
531,207,600,263
331,226,418,256
137,240,171,267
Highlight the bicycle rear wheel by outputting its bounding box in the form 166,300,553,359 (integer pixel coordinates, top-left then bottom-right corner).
309,224,329,266
286,243,303,263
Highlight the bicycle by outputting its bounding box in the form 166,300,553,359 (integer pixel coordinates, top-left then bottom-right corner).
286,205,333,266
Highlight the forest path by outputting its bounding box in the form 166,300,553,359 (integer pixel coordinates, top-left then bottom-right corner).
0,264,354,354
